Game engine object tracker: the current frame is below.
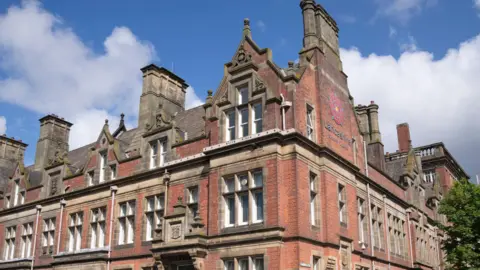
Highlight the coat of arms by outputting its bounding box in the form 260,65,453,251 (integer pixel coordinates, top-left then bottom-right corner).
328,91,345,126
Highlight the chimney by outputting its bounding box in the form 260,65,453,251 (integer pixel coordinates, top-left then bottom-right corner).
368,101,381,143
138,64,188,130
34,114,73,170
0,135,27,168
397,123,411,153
300,0,319,49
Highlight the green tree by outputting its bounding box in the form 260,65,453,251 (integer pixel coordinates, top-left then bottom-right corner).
438,178,480,270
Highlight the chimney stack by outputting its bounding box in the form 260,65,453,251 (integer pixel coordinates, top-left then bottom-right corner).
34,114,73,170
138,64,188,130
300,0,319,49
0,135,27,168
396,123,411,153
355,101,385,171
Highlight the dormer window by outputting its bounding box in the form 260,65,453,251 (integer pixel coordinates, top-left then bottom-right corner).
87,171,94,186
149,139,167,169
99,152,107,183
224,85,263,142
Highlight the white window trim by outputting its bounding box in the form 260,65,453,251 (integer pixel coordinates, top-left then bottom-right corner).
99,152,107,183
222,170,264,228
90,207,106,248
252,103,263,135
4,226,16,260
118,200,135,245
306,105,315,140
21,223,33,258
68,212,83,252
149,139,167,169
145,194,164,241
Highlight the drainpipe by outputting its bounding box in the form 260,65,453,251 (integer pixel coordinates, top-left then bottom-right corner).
31,205,42,270
367,184,375,270
364,141,369,177
163,170,170,241
56,199,67,254
406,209,414,268
280,94,291,131
383,195,391,270
107,186,118,270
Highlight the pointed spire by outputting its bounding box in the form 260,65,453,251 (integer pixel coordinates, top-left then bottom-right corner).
243,18,251,39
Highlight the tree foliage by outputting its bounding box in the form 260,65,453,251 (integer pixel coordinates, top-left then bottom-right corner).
438,178,480,270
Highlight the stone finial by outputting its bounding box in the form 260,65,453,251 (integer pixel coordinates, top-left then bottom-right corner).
243,18,251,38
177,196,183,204
207,89,213,97
105,119,109,125
288,61,294,68
120,113,125,124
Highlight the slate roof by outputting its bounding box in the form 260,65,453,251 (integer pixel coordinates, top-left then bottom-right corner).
385,157,406,182
175,105,205,139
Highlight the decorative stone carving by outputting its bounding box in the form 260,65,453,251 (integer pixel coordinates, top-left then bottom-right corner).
171,223,182,240
325,256,337,270
155,259,165,270
233,45,252,67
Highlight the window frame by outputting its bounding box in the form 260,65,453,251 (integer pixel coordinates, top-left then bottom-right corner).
223,84,264,142
306,104,315,140
222,255,265,270
118,200,136,245
4,226,16,260
338,184,347,226
99,151,107,183
90,207,106,248
42,218,56,255
357,197,367,244
222,170,264,228
20,223,33,258
149,139,167,169
68,212,83,252
310,172,318,226
144,194,164,241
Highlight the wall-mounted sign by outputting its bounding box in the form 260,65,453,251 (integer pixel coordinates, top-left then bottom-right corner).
325,123,353,146
328,91,345,126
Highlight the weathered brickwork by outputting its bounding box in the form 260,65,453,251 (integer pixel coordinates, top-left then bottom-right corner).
0,1,469,270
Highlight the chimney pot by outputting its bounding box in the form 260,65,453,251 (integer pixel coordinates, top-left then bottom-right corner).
370,100,374,104
396,123,411,152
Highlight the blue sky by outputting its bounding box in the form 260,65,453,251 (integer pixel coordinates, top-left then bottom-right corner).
0,0,479,177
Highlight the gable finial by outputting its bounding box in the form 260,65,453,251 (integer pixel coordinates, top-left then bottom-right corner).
243,18,251,38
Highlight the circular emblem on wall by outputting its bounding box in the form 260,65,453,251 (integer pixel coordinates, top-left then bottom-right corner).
328,91,345,126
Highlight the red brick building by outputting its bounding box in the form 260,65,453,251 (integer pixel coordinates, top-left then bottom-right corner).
0,1,468,270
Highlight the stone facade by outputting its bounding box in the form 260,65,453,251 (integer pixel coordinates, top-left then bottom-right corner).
0,1,469,270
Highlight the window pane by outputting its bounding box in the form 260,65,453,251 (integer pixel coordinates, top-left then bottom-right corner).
254,258,264,270
254,192,263,222
157,195,165,210
225,178,235,193
239,109,249,138
239,194,249,224
252,171,263,188
227,111,236,141
226,196,235,226
224,260,234,270
239,259,248,270
253,103,262,134
147,197,154,212
189,187,198,203
239,87,248,104
238,175,248,190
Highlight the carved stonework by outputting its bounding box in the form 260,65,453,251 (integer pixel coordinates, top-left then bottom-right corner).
233,45,252,67
171,224,182,240
192,257,204,270
155,259,165,270
325,256,337,270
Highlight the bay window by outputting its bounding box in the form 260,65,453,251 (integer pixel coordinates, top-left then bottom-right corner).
223,170,263,228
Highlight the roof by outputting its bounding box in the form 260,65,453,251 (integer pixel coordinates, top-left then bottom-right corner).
175,106,205,139
385,156,406,182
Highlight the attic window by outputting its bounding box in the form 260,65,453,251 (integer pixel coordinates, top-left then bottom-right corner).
99,152,107,183
149,139,167,169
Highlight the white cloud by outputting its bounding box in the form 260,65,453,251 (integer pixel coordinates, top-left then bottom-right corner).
374,0,436,24
341,34,480,175
399,34,418,52
0,116,6,135
0,0,201,149
185,86,203,109
256,20,267,32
